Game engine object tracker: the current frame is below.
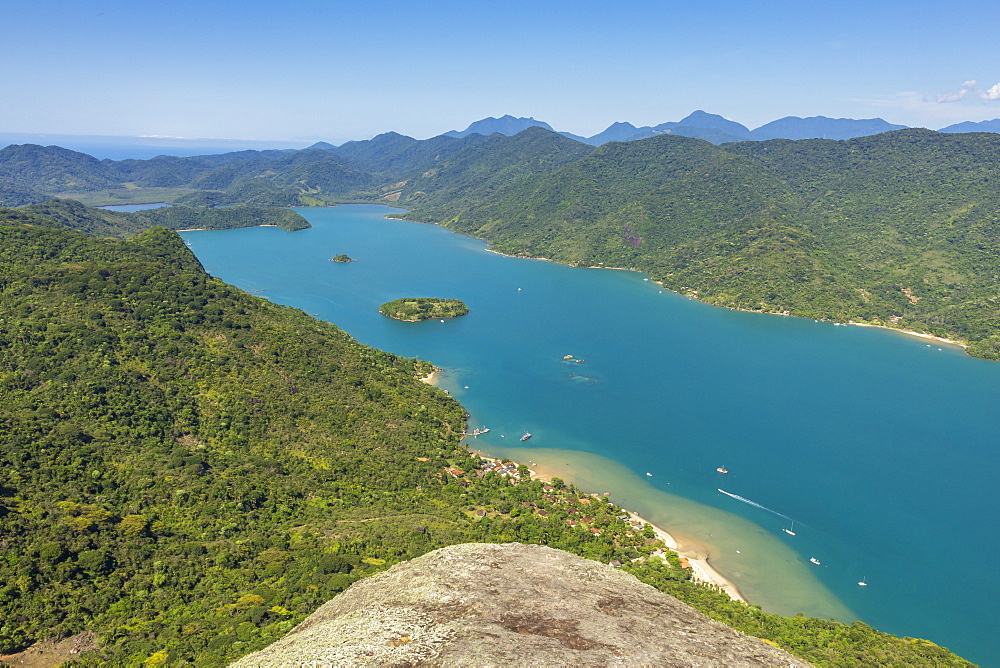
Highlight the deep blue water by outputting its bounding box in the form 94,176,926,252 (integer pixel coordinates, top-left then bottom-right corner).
182,205,999,665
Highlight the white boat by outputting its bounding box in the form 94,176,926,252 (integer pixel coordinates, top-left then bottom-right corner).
783,521,796,536
520,432,531,441
716,466,728,474
858,577,868,587
809,557,821,565
646,472,652,477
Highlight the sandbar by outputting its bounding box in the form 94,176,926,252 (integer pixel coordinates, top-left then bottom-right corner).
499,455,747,603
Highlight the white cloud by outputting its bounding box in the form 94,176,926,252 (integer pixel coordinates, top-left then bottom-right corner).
980,83,1000,101
935,80,977,103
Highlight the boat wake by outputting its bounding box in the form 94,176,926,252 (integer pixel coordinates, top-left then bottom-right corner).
717,488,793,522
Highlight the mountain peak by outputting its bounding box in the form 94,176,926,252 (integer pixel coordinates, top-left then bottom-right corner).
445,116,555,139
675,111,751,139
750,116,908,140
938,118,1000,134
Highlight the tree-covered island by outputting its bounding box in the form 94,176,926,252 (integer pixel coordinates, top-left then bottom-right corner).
379,297,469,321
329,254,355,262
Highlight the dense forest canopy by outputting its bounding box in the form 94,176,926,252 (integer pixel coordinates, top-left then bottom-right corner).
395,130,1000,359
0,205,973,665
379,298,470,321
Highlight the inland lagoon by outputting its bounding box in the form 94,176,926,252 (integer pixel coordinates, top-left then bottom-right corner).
183,204,1000,665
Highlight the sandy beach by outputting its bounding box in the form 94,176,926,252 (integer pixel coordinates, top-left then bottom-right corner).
622,509,747,603
518,458,747,603
419,368,441,385
847,321,967,348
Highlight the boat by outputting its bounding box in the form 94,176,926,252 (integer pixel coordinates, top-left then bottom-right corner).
646,472,652,477
783,521,796,536
520,433,531,441
809,557,821,565
858,577,868,587
716,466,728,474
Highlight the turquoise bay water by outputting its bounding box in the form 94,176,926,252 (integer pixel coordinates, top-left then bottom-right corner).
183,205,1000,664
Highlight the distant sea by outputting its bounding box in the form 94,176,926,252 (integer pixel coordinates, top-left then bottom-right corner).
0,133,315,160
181,205,1000,665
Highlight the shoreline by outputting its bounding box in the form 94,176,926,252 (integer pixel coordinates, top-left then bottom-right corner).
621,508,748,603
484,248,555,263
478,247,971,353
846,321,967,348
485,452,748,604
419,368,441,385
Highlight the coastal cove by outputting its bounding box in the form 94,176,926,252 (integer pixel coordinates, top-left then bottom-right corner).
182,205,1000,665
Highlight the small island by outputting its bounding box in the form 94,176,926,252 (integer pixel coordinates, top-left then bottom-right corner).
379,297,469,321
329,254,355,263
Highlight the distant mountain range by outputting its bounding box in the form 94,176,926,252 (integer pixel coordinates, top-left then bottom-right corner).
444,115,556,138
937,118,1000,133
444,111,998,146
5,122,1000,362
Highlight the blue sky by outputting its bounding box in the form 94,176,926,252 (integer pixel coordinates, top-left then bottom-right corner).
3,0,1000,143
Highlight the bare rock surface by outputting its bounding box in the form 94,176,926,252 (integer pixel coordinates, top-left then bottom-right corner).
0,631,98,667
232,542,810,667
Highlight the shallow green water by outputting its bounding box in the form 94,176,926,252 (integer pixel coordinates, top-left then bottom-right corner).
183,205,999,664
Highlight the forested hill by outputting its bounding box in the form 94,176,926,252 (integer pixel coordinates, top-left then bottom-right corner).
0,209,973,666
399,129,1000,359
3,198,309,236
0,213,469,664
5,128,1000,359
0,131,582,209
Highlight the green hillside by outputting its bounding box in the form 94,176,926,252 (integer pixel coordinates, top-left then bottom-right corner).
10,199,309,236
5,128,1000,358
0,144,378,207
402,130,1000,359
329,131,480,178
385,126,594,213
0,144,121,193
0,208,972,666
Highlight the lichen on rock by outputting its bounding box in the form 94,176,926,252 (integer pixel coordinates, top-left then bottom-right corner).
232,543,811,667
